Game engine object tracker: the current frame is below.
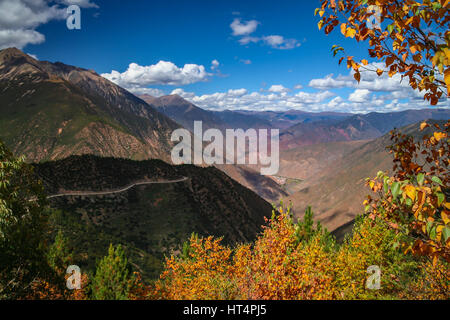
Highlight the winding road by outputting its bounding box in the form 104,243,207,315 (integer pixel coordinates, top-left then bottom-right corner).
46,176,189,199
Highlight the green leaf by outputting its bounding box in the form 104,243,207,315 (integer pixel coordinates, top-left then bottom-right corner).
443,227,450,243
391,182,401,200
417,173,425,186
437,192,445,206
387,24,394,34
432,176,444,186
426,221,434,236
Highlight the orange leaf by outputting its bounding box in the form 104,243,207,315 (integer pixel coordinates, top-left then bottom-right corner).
420,122,429,131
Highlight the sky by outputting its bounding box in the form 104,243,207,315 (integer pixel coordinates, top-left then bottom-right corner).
0,0,448,113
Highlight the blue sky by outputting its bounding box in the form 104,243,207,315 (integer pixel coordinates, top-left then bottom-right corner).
1,0,448,113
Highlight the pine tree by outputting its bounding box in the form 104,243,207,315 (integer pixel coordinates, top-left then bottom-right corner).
91,244,134,300
47,230,73,276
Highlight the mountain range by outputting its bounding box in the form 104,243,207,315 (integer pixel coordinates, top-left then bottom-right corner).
0,48,179,163
1,47,449,264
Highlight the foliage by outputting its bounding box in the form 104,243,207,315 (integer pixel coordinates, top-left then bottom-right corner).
0,139,49,299
47,230,74,276
316,0,450,104
90,244,135,300
365,120,449,263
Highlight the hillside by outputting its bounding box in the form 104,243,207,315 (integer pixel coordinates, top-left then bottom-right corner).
0,48,179,163
236,110,352,129
34,155,273,280
279,109,450,150
285,120,448,232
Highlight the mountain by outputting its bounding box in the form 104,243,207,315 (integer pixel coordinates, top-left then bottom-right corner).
279,109,450,150
34,155,273,279
236,110,353,129
284,120,447,232
140,94,272,131
0,48,179,162
140,94,225,132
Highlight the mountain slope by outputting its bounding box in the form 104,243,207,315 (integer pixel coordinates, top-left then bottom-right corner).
140,94,225,132
0,48,179,162
35,155,273,279
285,120,448,232
140,94,273,131
279,109,450,150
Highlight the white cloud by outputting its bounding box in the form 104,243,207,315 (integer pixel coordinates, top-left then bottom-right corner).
294,84,303,90
0,29,45,49
239,36,260,45
230,18,259,36
306,62,449,112
26,52,38,60
349,89,371,103
240,59,252,65
0,0,98,49
262,35,300,50
101,61,210,89
211,59,220,70
129,87,166,97
230,18,300,50
268,85,289,93
57,0,98,8
169,88,335,112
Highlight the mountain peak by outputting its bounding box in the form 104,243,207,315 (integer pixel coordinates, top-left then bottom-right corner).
0,47,34,63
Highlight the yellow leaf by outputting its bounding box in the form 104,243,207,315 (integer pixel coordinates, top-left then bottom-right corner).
345,27,356,38
442,211,449,224
340,23,346,36
444,68,450,96
318,20,324,30
404,185,416,201
361,59,368,65
376,69,383,76
434,132,447,141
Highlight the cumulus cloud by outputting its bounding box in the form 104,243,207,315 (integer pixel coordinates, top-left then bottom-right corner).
101,61,210,89
0,0,98,49
306,62,449,112
268,85,289,93
167,88,335,112
349,89,371,103
230,18,259,36
239,59,252,65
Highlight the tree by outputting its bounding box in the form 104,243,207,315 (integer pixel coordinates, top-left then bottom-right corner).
47,230,73,276
0,139,48,299
91,244,134,300
365,120,449,263
316,0,450,105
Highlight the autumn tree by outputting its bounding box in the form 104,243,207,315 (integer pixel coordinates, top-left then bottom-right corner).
317,0,450,105
365,120,449,263
0,139,49,299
